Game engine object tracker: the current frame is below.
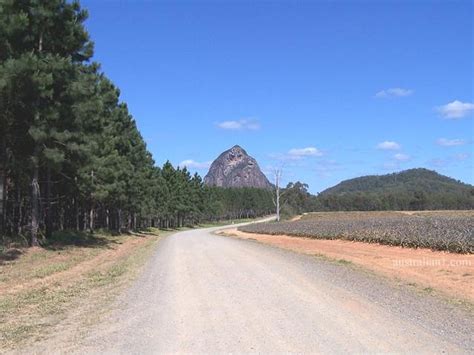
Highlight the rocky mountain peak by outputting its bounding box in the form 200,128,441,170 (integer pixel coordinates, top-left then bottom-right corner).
204,146,272,189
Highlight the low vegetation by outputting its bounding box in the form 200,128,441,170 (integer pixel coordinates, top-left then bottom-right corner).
239,211,474,254
0,229,165,350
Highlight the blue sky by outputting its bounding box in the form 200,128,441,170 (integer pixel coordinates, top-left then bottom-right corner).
81,0,473,193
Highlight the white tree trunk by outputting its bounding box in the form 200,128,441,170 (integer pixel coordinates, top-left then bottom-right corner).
274,169,282,222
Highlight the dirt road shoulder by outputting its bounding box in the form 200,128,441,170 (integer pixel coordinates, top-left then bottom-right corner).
0,229,169,352
217,228,474,305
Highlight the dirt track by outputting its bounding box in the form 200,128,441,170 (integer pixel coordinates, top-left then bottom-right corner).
27,225,474,353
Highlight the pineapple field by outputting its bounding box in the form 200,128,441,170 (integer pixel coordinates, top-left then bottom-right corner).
239,211,474,254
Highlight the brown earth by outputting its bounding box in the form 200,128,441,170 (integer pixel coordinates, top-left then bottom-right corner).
32,225,474,353
0,236,144,295
8,223,474,353
0,230,164,351
217,228,474,303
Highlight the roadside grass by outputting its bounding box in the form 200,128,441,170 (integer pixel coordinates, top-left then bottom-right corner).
337,259,353,265
198,217,258,228
0,229,171,351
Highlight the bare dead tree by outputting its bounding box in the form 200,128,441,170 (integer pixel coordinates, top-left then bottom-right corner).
273,169,283,222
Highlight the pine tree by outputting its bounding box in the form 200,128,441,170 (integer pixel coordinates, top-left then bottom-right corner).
0,0,276,246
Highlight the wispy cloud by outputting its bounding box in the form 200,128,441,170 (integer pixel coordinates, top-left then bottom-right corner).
436,138,466,147
375,88,413,98
437,100,474,119
216,118,260,131
380,151,411,171
269,146,324,162
393,153,410,161
377,141,401,150
288,147,323,158
178,159,212,169
428,152,471,168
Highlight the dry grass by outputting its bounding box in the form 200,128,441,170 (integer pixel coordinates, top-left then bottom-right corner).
0,228,168,351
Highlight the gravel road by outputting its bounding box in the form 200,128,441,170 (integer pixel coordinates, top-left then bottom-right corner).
72,225,473,353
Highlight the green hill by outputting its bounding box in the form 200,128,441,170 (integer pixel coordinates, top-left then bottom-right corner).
321,168,472,195
316,168,473,211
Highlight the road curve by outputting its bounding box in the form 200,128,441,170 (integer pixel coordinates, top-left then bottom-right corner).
74,225,473,353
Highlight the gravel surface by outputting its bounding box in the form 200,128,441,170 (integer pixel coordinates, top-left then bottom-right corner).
53,225,474,353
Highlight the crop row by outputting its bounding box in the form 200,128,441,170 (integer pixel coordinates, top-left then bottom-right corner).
240,214,474,253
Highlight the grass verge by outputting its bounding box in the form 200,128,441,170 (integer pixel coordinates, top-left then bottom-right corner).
0,228,171,351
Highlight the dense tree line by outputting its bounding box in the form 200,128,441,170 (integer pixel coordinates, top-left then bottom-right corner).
277,176,474,215
314,168,474,211
0,0,273,246
313,190,474,212
273,168,474,218
277,182,315,217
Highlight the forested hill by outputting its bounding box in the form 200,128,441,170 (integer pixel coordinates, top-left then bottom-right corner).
321,168,472,195
316,168,473,211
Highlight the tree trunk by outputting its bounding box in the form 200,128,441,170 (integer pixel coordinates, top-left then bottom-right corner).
117,208,122,234
0,167,6,235
31,158,40,246
31,34,43,246
276,189,280,222
83,205,88,231
17,189,22,235
0,134,6,235
45,166,52,238
74,197,79,231
89,205,94,233
59,197,64,231
274,169,281,222
89,170,94,233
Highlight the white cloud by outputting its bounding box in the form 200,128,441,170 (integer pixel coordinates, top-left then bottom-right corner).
377,141,401,150
216,118,260,131
375,88,413,98
178,159,211,169
437,100,474,119
269,146,324,163
288,147,323,158
393,153,410,161
436,138,466,147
